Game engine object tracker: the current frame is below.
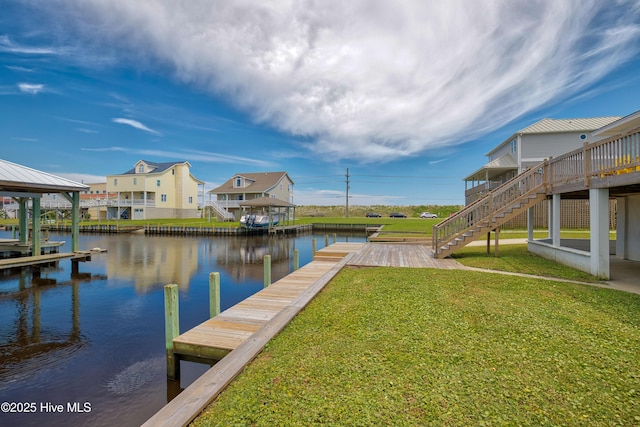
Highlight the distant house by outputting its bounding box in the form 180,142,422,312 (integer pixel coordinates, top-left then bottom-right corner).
207,172,294,220
463,117,621,205
106,160,204,220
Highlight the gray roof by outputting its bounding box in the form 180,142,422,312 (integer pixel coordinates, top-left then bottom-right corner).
209,171,293,194
0,159,88,193
121,160,188,175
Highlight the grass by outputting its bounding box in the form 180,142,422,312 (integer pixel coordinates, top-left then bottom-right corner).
452,244,603,283
192,268,640,426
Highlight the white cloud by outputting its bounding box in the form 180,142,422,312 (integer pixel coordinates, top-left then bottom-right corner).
112,118,162,136
56,172,107,184
18,83,45,94
0,35,60,55
46,1,640,162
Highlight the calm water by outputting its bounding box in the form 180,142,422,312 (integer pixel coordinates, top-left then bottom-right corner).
0,231,366,427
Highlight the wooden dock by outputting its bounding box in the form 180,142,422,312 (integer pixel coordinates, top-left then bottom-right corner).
0,252,93,270
170,242,364,362
146,241,467,427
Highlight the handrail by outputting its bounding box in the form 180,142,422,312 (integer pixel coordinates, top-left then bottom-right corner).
433,160,547,252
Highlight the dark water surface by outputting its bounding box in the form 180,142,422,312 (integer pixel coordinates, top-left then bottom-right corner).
0,231,365,426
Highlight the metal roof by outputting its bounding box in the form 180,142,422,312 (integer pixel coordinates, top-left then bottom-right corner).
0,159,88,193
487,116,622,156
518,117,622,134
463,154,518,182
592,110,640,138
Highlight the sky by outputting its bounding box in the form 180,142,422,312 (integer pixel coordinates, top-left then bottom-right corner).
1,0,640,206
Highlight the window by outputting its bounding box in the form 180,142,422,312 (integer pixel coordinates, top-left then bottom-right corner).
511,139,517,153
138,164,144,173
161,194,167,202
235,177,242,188
114,179,118,186
156,180,161,187
188,196,193,204
133,178,137,185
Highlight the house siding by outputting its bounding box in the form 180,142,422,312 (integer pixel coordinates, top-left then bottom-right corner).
521,132,587,162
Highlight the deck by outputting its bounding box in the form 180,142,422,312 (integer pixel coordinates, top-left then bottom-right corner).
0,252,93,270
347,243,466,269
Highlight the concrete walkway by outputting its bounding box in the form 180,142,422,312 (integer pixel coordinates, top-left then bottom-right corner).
454,238,640,295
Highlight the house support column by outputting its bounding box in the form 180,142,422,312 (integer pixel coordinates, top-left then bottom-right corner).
71,192,80,252
552,194,561,247
527,206,534,241
615,197,628,260
18,198,28,243
589,188,610,279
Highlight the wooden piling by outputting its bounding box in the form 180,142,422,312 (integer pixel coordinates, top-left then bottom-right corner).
312,239,316,257
333,233,337,244
164,284,180,380
325,234,329,247
264,255,271,287
293,249,299,270
209,272,220,318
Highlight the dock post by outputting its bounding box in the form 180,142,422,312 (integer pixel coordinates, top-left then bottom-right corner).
293,249,299,270
209,272,220,318
333,233,337,244
264,255,271,287
312,239,316,257
325,234,329,247
164,284,180,380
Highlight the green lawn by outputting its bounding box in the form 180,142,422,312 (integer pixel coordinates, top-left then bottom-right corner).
193,268,640,426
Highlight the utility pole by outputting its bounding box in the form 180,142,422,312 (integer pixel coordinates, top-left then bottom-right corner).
345,168,350,218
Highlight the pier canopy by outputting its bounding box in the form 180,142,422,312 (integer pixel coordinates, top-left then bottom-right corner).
0,159,88,253
240,196,296,227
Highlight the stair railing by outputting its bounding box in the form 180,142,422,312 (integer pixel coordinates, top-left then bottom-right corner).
433,160,548,254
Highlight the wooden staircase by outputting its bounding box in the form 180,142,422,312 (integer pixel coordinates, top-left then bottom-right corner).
433,161,548,258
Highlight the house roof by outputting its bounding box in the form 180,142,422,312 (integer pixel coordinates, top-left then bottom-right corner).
121,160,191,175
0,159,88,193
463,154,518,182
209,171,292,194
592,109,640,138
239,196,296,208
487,116,621,156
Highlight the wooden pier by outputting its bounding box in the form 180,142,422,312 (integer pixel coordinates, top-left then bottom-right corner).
168,242,364,365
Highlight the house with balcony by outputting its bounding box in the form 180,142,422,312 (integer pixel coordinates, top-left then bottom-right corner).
106,160,204,220
434,109,640,280
207,172,294,220
463,116,621,205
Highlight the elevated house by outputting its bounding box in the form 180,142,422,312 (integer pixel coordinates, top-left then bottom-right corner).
207,172,294,221
463,117,621,204
434,109,640,279
106,160,204,220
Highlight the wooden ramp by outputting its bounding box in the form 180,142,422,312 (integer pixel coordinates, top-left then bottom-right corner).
0,252,92,270
171,242,365,362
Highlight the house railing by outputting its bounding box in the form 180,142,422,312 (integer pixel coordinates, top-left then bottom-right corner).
435,124,640,256
548,126,640,191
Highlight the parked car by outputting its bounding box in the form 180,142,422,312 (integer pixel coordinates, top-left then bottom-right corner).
420,212,438,218
389,212,407,218
366,212,382,218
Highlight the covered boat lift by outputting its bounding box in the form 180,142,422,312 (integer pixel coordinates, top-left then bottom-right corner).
0,159,88,255
239,196,296,233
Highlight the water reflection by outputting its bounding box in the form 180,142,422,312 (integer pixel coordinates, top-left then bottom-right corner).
0,231,365,427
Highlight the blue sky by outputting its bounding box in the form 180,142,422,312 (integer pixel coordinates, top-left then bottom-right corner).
2,1,640,206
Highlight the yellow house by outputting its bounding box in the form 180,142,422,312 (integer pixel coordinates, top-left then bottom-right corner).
106,160,204,220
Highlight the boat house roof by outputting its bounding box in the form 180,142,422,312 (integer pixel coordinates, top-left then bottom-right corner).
0,159,88,194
